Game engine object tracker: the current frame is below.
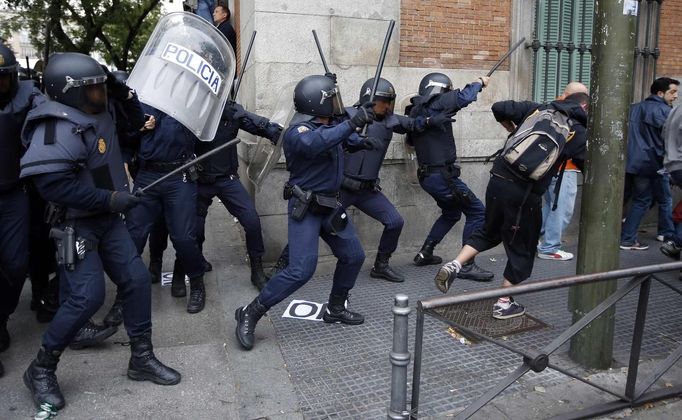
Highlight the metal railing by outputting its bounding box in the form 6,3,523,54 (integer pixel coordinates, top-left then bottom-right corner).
388,261,682,419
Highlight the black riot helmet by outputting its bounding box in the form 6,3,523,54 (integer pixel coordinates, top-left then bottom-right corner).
0,43,19,101
356,77,396,110
111,70,129,83
293,74,344,118
418,72,452,97
43,52,108,114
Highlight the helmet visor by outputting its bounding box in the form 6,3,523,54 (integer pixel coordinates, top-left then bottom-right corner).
424,80,451,96
321,85,345,116
62,74,107,93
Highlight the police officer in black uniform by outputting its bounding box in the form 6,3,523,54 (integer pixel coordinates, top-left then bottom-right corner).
407,73,494,281
125,104,208,314
341,77,436,282
0,43,44,377
20,52,180,410
235,74,379,350
189,101,282,290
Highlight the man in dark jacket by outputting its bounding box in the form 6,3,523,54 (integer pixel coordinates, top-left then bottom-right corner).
433,92,589,320
621,77,679,250
213,3,236,53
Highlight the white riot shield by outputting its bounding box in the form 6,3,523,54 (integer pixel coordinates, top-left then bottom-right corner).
246,81,297,190
127,12,236,141
398,93,420,185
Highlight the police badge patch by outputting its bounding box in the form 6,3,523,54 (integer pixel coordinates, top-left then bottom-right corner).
297,126,310,133
97,137,106,154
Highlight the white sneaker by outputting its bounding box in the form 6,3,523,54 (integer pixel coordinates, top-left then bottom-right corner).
537,250,574,261
656,235,665,242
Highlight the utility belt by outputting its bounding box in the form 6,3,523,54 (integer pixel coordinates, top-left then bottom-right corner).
139,157,199,182
197,172,239,184
417,161,460,181
283,183,348,235
341,176,381,192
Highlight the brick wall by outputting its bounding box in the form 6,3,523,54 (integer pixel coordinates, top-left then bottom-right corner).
658,0,682,77
399,0,512,70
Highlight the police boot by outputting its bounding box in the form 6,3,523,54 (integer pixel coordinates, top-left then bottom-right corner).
0,315,9,352
148,257,162,284
370,252,405,283
235,298,268,351
413,240,443,266
23,347,65,410
203,258,213,272
186,276,206,314
269,253,288,277
103,294,124,327
457,259,494,282
250,256,269,291
322,292,365,325
171,259,187,298
69,320,118,350
127,332,181,385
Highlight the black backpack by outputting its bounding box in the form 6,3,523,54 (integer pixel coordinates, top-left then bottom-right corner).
500,106,575,181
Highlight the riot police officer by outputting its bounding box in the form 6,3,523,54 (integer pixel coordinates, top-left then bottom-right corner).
0,42,44,376
20,52,180,410
124,105,208,313
184,101,282,290
340,77,433,282
235,74,379,350
407,73,494,281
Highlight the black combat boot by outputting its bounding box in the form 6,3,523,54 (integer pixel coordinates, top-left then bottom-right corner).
250,256,269,290
203,258,213,272
322,292,365,325
457,258,494,282
186,276,206,314
234,298,268,350
127,332,181,385
413,240,443,266
170,259,186,298
69,320,118,350
23,347,65,410
370,252,405,282
103,293,124,327
148,257,162,284
269,250,289,277
0,315,9,352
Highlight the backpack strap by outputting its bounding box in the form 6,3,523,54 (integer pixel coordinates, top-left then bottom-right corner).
551,160,569,211
510,182,533,244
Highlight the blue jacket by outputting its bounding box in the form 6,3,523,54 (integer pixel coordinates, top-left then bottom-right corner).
138,104,196,163
626,95,672,176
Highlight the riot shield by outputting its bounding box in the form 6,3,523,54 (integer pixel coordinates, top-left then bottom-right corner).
127,12,236,141
398,93,420,185
246,81,297,190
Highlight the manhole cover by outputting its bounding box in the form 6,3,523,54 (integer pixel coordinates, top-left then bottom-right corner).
430,298,549,343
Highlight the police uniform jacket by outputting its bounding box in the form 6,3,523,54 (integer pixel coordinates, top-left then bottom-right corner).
138,104,196,164
284,119,363,194
490,99,588,194
407,82,482,166
343,107,424,181
0,80,44,191
20,100,129,219
196,102,281,180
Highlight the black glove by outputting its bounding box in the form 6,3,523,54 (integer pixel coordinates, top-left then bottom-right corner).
325,72,337,84
266,123,283,144
109,191,141,213
427,113,455,129
362,136,384,150
101,65,131,101
348,102,376,131
222,100,245,121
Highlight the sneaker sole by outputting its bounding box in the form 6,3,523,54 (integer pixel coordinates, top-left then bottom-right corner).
68,326,118,350
434,269,454,293
127,369,181,385
492,309,526,320
619,245,649,251
537,254,573,261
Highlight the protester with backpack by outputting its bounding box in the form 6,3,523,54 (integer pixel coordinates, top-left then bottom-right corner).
433,92,589,320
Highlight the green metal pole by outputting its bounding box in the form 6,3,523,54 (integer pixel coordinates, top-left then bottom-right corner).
569,1,638,369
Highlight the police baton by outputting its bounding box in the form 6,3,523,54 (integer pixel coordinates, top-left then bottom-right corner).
231,31,256,101
486,37,526,77
362,19,396,136
312,30,331,74
136,138,241,195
